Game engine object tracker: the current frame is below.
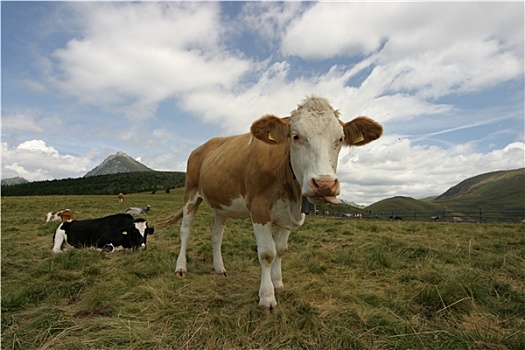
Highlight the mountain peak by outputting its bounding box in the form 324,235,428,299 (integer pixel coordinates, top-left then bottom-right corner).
84,152,153,177
1,176,29,186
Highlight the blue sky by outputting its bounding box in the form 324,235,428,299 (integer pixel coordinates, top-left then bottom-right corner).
2,1,524,205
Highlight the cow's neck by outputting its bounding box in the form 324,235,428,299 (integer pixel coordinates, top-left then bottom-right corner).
286,154,310,214
287,156,311,214
289,158,296,180
288,155,304,214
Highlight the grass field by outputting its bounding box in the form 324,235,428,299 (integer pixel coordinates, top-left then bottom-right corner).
2,191,524,349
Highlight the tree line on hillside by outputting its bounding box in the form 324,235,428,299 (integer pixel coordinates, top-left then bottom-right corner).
1,171,186,196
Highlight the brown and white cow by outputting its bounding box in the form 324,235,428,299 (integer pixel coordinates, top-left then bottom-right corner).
45,209,75,222
165,96,383,310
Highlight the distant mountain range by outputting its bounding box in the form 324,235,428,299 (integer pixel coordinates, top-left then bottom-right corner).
84,152,153,177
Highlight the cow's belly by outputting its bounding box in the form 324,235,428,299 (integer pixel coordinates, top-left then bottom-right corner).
205,195,304,230
213,196,251,219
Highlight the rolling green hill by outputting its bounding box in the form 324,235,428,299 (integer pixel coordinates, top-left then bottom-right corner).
366,168,524,222
366,196,442,215
435,168,524,207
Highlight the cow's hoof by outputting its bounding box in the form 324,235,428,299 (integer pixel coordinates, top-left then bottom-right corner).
258,299,278,313
175,269,187,277
259,303,277,314
273,282,284,290
213,269,228,277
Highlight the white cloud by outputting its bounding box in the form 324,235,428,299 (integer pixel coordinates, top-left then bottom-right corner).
2,113,45,133
40,2,523,132
283,3,523,59
283,2,386,59
2,141,92,181
282,2,523,101
16,140,58,154
239,2,306,42
337,137,525,205
47,2,252,120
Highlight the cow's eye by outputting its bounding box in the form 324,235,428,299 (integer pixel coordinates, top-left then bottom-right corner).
292,133,300,142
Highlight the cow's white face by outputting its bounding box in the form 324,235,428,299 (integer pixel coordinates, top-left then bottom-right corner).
250,96,383,205
132,220,154,249
289,106,344,204
45,212,61,222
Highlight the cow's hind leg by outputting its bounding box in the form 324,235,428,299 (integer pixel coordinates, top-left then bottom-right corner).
175,196,202,276
271,228,290,289
211,213,228,275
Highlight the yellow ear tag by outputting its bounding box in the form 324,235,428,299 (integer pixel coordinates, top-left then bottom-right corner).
122,231,128,235
268,133,276,142
354,133,365,144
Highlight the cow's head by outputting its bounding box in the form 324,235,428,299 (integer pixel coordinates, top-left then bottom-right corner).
251,96,382,204
124,218,154,250
45,211,60,222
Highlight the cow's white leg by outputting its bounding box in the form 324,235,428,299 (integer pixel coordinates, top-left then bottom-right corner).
52,225,67,253
253,222,277,310
175,197,201,276
211,213,227,275
271,228,290,289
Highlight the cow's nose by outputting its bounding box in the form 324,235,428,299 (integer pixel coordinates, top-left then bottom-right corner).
310,177,339,195
140,243,146,250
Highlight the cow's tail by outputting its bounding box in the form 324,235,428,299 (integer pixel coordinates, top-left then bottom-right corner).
157,208,184,227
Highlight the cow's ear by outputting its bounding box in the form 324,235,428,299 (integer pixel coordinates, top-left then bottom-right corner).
251,115,290,145
342,117,383,146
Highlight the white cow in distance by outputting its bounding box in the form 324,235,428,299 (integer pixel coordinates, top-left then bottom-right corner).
125,205,151,216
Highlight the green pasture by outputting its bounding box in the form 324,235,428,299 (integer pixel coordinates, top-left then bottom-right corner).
2,192,524,349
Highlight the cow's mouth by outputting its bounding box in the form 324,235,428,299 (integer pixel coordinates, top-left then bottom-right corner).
307,196,342,205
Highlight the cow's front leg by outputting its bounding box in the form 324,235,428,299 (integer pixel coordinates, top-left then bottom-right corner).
52,226,67,253
211,213,228,275
271,228,290,289
253,222,277,311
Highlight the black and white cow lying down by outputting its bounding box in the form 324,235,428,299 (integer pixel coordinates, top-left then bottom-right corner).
52,213,154,253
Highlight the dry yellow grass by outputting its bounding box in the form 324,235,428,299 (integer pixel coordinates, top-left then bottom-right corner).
2,192,524,349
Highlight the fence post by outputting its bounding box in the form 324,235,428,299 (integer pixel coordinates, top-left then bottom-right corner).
479,208,483,223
